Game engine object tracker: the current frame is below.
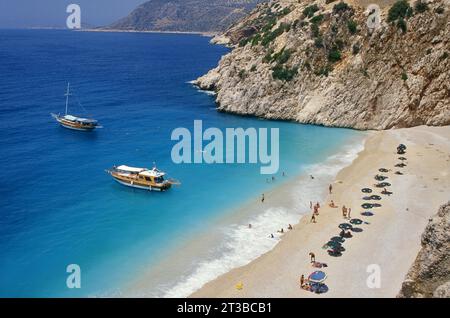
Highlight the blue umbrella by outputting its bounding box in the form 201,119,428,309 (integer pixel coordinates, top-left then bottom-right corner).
308,271,327,283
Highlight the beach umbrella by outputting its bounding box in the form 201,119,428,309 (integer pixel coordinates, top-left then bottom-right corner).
361,211,374,216
339,223,352,230
379,168,389,173
326,240,342,249
361,188,372,193
308,271,327,283
370,195,382,200
362,203,373,209
399,157,407,161
350,219,363,225
330,236,345,243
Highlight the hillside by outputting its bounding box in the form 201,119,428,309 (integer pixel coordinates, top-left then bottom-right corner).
106,0,266,33
195,0,450,130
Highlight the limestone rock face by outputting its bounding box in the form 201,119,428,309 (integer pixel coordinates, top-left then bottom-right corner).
398,202,450,298
195,0,450,130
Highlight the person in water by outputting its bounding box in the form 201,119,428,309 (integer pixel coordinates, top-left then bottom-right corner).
269,233,274,238
329,184,333,194
248,224,252,229
277,228,284,234
288,224,293,230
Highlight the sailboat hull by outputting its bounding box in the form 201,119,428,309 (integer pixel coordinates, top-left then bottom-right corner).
51,113,98,131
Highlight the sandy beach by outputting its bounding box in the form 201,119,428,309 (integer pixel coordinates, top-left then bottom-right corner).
191,125,450,298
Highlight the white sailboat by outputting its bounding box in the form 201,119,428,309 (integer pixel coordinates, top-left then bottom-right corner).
51,83,101,131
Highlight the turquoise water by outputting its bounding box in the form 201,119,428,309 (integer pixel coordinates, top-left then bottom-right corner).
0,30,362,297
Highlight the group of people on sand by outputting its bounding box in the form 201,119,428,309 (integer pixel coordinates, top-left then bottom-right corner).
300,252,327,291
310,202,320,223
342,205,351,219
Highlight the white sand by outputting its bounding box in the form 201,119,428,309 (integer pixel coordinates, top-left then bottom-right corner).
191,125,450,298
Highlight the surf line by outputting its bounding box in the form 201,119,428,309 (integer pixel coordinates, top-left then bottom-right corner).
171,120,279,175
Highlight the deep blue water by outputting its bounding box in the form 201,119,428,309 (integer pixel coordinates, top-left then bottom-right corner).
0,30,361,297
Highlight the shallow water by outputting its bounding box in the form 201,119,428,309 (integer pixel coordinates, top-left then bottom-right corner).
0,29,363,297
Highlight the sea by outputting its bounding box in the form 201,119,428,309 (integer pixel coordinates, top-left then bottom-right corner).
0,29,365,297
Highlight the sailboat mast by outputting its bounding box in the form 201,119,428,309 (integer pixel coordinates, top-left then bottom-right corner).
65,82,70,115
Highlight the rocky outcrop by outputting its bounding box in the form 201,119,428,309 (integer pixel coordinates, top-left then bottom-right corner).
195,0,450,130
398,202,450,298
106,0,266,33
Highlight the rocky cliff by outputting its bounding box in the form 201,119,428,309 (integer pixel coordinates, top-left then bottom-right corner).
195,0,450,130
398,202,450,298
106,0,266,33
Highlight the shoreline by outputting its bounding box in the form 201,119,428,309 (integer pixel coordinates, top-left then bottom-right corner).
125,132,367,297
78,28,217,37
190,125,450,298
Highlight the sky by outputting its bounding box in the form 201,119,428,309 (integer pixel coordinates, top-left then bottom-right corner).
0,0,148,28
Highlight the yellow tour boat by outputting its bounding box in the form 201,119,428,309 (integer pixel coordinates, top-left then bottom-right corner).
106,165,177,191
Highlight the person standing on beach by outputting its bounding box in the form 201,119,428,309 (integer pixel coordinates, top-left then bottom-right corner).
310,201,313,209
309,252,315,263
261,194,265,203
329,184,333,194
310,213,316,223
300,275,306,289
342,205,347,218
348,208,351,219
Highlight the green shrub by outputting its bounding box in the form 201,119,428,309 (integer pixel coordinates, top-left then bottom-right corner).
272,65,298,81
310,14,324,24
333,2,351,14
304,61,311,70
314,37,324,48
314,64,333,77
303,4,319,18
261,23,290,46
414,0,429,13
397,18,407,33
435,7,444,14
239,38,249,47
328,48,342,62
347,20,358,34
250,65,257,72
388,0,413,22
335,39,345,50
401,72,408,81
268,48,292,64
278,7,292,17
311,23,320,37
441,52,449,60
238,70,247,79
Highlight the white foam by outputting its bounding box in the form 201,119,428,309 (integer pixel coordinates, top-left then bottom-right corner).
161,137,365,298
197,89,216,96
